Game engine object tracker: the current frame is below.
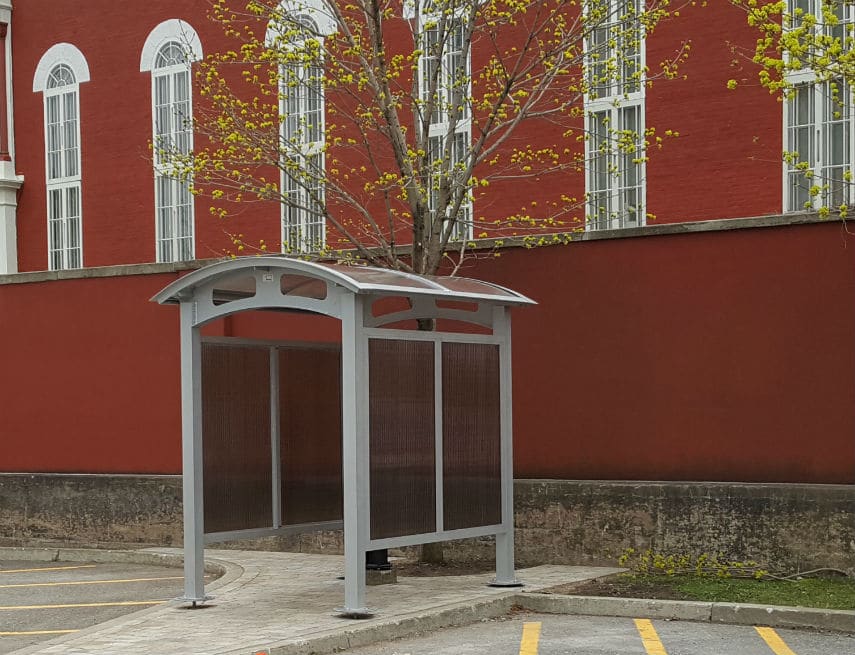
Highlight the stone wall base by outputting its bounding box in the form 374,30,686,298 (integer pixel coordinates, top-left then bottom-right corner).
1,475,851,574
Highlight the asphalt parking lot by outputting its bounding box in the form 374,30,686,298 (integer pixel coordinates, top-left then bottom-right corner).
345,613,855,655
0,560,189,654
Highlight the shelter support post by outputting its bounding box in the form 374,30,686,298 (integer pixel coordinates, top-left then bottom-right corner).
492,307,520,587
340,295,370,615
179,301,207,603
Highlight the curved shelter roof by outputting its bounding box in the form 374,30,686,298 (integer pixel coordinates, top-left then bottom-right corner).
152,256,536,307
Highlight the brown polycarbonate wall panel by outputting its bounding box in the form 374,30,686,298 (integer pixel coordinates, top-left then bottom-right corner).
442,342,502,530
202,343,272,533
279,346,343,525
369,339,436,539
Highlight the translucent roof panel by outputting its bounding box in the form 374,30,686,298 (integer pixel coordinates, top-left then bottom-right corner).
152,256,535,307
427,276,523,298
322,264,441,290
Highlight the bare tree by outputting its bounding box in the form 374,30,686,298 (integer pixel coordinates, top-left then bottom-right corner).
164,0,688,273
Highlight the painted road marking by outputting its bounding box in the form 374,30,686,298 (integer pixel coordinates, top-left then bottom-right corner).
756,626,799,655
0,575,183,589
635,619,668,655
0,629,79,636
518,621,542,655
0,564,98,575
0,600,166,610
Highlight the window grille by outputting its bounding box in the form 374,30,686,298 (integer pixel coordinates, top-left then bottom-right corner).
584,0,646,231
783,1,854,212
280,17,327,254
419,10,473,242
153,41,194,262
44,64,82,270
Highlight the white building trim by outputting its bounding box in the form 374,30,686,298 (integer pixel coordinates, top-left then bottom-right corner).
32,43,90,92
266,0,337,43
140,19,203,72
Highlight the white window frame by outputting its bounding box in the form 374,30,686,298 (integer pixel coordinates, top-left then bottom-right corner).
152,43,195,263
33,44,90,271
280,17,327,253
417,5,473,242
583,0,646,231
268,0,336,254
141,20,203,263
782,0,854,212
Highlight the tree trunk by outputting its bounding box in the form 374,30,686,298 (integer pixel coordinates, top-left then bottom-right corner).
421,541,445,564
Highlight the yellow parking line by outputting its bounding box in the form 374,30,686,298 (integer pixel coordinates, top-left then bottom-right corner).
519,621,541,655
635,619,668,655
756,626,798,655
0,629,79,636
0,600,166,610
0,576,182,589
0,564,97,575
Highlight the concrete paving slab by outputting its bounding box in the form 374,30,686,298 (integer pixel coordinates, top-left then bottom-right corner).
4,547,853,655
4,548,620,655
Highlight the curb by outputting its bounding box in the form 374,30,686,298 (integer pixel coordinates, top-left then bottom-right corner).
239,592,855,655
0,546,240,592
255,596,519,655
515,593,855,633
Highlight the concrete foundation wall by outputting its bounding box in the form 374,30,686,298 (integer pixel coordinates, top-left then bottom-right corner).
1,475,852,574
0,474,183,548
512,480,855,574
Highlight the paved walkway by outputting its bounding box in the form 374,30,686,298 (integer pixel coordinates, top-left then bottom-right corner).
10,549,620,655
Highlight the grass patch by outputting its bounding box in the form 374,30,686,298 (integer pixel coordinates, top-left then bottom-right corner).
560,574,855,610
670,575,855,610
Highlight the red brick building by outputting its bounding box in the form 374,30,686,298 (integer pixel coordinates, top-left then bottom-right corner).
0,0,853,488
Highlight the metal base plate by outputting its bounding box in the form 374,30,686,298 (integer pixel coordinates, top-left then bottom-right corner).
179,595,213,608
488,579,524,588
335,607,376,619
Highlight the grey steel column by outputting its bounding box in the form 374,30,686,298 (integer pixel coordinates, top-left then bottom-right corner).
340,294,369,614
270,346,282,529
179,300,207,603
492,306,520,586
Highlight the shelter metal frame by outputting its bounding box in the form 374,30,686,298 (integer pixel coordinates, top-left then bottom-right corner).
153,256,535,615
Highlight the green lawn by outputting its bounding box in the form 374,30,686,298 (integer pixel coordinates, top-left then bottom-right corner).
635,574,855,610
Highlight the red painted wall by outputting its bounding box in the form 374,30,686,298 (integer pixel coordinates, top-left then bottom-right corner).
474,222,855,483
1,222,853,482
0,273,182,473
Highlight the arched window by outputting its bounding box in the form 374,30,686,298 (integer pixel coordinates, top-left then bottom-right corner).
141,20,203,263
34,44,90,271
280,16,326,253
152,41,194,262
416,1,473,241
268,1,335,253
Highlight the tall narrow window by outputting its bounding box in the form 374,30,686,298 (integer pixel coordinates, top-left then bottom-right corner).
141,20,203,263
153,42,194,263
783,1,854,212
584,0,645,231
280,16,326,253
419,8,473,241
44,64,82,270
